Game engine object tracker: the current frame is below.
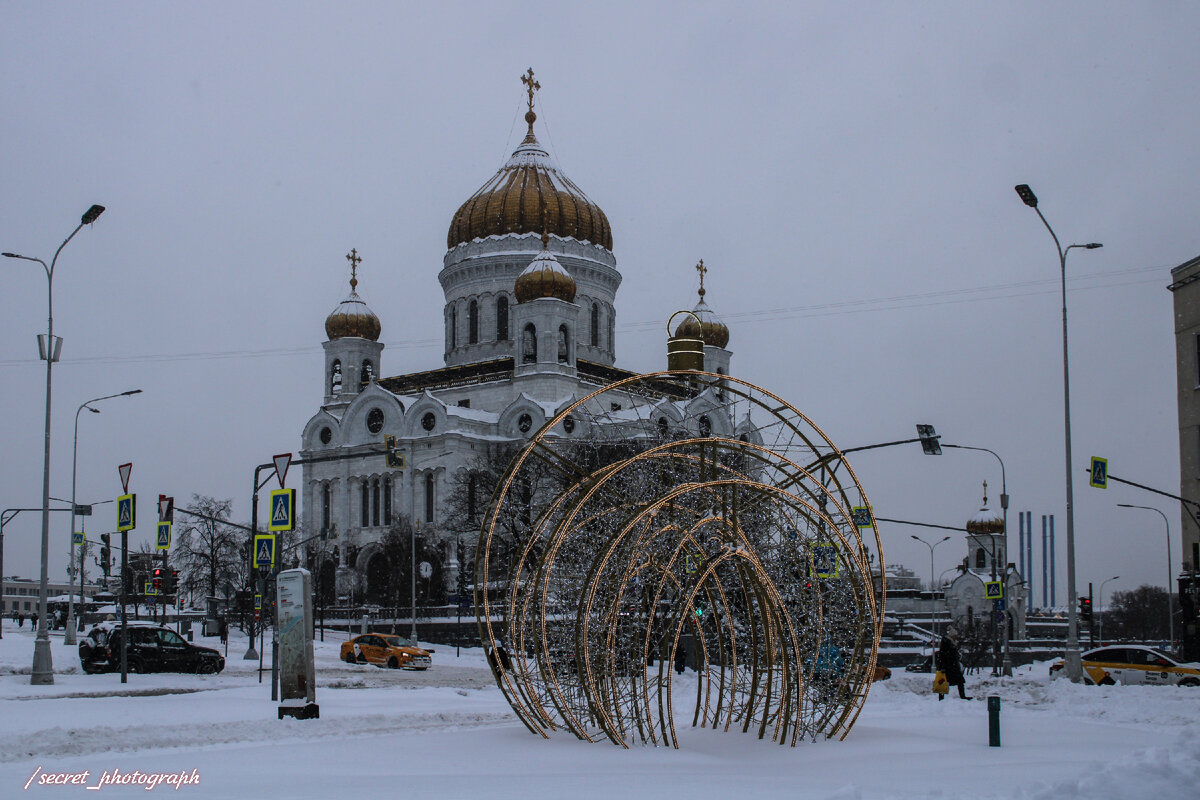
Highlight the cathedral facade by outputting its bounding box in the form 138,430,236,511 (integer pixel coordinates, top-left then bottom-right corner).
298,75,740,605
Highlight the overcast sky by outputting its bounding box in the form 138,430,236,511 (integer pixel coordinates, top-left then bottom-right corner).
3,2,1198,604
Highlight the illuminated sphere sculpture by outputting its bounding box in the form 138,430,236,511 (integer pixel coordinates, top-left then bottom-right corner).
475,371,883,748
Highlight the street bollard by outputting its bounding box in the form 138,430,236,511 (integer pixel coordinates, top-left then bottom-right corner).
988,695,1001,747
360,614,368,635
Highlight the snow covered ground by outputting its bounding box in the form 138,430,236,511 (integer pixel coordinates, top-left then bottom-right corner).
0,626,1196,799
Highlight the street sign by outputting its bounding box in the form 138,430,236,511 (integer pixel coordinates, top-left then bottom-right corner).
254,593,262,610
156,521,172,550
74,504,92,516
71,532,84,546
984,580,1004,600
118,462,132,493
813,542,839,578
144,582,158,596
685,553,703,574
851,507,873,528
269,488,296,532
273,453,292,488
158,495,174,523
1089,457,1108,489
995,597,1007,612
254,534,276,570
117,494,136,532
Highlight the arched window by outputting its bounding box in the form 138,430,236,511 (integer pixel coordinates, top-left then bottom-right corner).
522,323,537,364
383,476,392,526
360,481,370,527
361,359,374,389
496,296,509,341
557,325,570,363
330,360,342,394
371,478,380,527
590,302,600,347
468,299,479,344
424,473,435,524
321,484,331,533
448,305,457,350
975,547,986,569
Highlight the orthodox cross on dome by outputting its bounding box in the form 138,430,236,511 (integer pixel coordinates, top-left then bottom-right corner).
346,248,362,291
695,259,708,299
521,67,541,133
981,480,988,506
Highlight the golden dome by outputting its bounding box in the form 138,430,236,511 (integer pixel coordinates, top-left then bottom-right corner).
672,260,729,348
447,95,612,251
515,241,576,303
966,486,1004,535
325,249,381,341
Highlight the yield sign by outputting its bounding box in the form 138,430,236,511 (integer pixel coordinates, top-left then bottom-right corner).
118,462,132,493
273,453,292,488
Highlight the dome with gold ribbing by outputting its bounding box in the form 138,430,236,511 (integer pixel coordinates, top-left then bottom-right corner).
325,249,381,341
965,483,1004,535
515,234,577,303
446,69,613,252
673,259,730,348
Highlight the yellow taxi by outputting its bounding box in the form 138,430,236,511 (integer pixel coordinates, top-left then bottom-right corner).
1049,645,1200,686
340,634,433,670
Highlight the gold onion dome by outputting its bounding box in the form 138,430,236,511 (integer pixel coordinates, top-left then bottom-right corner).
325,249,381,341
515,238,576,303
965,487,1004,535
672,259,730,348
446,72,612,251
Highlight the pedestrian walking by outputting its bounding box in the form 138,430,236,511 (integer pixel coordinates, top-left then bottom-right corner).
674,644,687,674
17,612,25,629
935,627,971,701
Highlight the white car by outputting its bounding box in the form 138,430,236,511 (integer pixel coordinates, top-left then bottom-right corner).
1050,645,1200,686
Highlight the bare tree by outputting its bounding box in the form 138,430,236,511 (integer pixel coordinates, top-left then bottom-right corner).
172,495,242,606
1105,585,1177,642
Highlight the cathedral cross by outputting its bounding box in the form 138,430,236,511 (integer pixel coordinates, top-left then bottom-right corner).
346,248,362,291
695,259,708,298
521,68,540,115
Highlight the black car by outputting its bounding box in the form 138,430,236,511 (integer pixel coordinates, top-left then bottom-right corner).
905,654,934,673
79,621,224,675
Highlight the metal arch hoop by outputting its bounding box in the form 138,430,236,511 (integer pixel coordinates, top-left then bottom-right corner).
475,370,884,748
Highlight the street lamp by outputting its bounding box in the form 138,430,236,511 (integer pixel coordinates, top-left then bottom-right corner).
911,534,950,646
1015,183,1102,682
4,203,106,685
1098,576,1120,643
1117,504,1174,649
66,389,142,644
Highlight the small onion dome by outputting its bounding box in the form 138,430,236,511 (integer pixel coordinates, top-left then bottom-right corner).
325,289,381,341
515,243,576,303
966,503,1004,535
447,124,613,251
673,298,730,348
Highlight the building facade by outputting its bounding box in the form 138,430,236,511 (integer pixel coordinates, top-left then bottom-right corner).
1168,254,1200,660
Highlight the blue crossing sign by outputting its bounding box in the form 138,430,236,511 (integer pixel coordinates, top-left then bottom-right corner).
269,489,296,532
984,580,1004,600
156,521,172,550
813,542,839,578
117,494,136,532
254,534,276,570
1089,457,1108,489
851,507,873,529
71,532,84,546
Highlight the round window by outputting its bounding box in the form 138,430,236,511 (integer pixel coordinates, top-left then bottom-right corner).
518,413,533,434
563,416,575,434
422,412,436,432
319,427,332,445
366,408,384,434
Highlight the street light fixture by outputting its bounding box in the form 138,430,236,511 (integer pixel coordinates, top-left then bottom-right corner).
67,389,142,644
1117,504,1174,650
1098,575,1120,643
1014,183,1102,682
911,534,951,646
4,203,106,685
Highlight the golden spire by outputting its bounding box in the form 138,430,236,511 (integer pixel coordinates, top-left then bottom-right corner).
981,480,988,506
695,259,708,299
346,248,362,292
521,67,541,135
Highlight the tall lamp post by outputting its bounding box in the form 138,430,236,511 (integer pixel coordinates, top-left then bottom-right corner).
4,203,106,685
66,389,142,644
1097,575,1120,643
1117,503,1174,649
911,534,950,647
1015,183,1101,682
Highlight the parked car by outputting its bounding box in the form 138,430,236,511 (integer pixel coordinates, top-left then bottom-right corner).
905,654,934,673
1049,645,1200,686
340,634,433,670
78,621,224,675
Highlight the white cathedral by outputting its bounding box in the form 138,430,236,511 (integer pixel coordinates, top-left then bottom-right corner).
298,73,740,605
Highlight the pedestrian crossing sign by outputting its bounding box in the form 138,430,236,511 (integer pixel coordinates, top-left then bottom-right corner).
254,534,276,570
1089,457,1108,489
156,521,172,550
984,580,1004,600
72,532,84,546
144,582,158,596
851,506,873,529
813,542,840,578
117,494,136,532
268,488,296,532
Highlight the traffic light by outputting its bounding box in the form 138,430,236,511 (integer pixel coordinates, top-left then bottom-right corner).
99,534,111,576
153,567,164,592
169,570,180,595
1080,596,1093,622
